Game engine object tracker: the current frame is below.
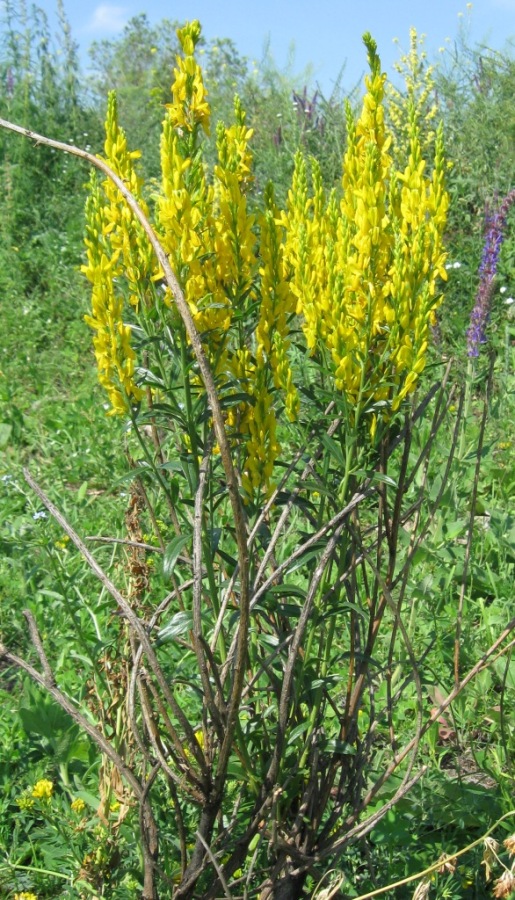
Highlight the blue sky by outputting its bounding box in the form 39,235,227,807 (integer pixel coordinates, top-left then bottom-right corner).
32,0,515,94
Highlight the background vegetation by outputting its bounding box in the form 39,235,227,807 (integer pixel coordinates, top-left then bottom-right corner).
1,2,515,898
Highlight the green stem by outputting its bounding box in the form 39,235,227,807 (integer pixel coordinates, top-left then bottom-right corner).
0,861,73,881
180,327,200,483
298,620,333,771
459,357,474,460
129,406,178,506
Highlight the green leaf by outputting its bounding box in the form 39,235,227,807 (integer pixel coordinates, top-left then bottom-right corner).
320,433,345,467
75,790,105,811
227,758,246,780
135,367,165,387
324,739,356,755
157,610,193,643
38,589,66,601
163,534,191,581
219,391,254,408
157,461,184,472
286,542,326,574
276,603,303,617
216,546,237,569
0,423,12,449
269,584,307,599
371,471,398,488
442,518,468,541
287,721,310,744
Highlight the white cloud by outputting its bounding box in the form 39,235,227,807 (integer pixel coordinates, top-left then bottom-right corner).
85,5,129,34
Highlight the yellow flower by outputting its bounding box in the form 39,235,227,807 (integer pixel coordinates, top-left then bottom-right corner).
14,893,38,900
32,779,53,800
71,797,86,813
167,22,210,135
184,728,205,763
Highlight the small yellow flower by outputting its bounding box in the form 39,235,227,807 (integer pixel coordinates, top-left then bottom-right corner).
184,728,205,763
14,893,38,900
16,795,34,810
71,797,86,813
32,779,53,800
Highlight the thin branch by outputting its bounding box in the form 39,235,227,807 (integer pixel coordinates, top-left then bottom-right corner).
192,440,225,740
195,831,234,900
0,629,143,800
23,468,206,766
86,536,164,553
23,609,56,686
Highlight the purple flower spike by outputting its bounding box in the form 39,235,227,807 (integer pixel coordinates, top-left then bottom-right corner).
467,189,515,357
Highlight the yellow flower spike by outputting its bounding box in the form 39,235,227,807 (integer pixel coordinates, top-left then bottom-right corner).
213,99,257,309
83,92,161,414
273,333,299,422
242,369,281,497
83,186,144,416
168,21,210,134
280,31,448,427
160,65,235,351
177,20,202,57
251,185,300,443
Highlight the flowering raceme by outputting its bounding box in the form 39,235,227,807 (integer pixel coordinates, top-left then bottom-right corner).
167,21,211,135
82,22,448,488
159,27,256,348
467,189,515,357
82,93,158,413
283,33,448,431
